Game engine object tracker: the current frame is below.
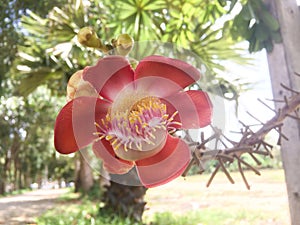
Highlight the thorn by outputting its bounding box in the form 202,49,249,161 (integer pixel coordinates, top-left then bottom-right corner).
237,160,251,190
265,98,285,103
253,150,272,156
246,111,264,125
235,156,261,176
182,158,195,177
286,114,300,121
218,158,235,184
249,152,262,165
257,98,277,113
201,132,205,142
284,96,289,106
206,165,220,188
254,142,261,151
280,83,300,94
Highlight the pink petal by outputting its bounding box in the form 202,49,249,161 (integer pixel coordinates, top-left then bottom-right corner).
83,56,135,101
54,97,111,154
134,55,201,96
67,70,98,101
135,135,191,188
162,90,212,129
93,140,134,174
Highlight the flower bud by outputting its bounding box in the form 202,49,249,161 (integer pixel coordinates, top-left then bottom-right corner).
114,34,134,56
77,27,102,48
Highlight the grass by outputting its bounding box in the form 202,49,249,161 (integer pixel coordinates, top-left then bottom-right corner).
0,188,30,198
37,169,290,225
37,198,142,225
149,209,268,225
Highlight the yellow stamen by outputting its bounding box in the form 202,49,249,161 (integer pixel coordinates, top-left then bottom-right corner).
106,135,114,141
114,142,122,151
111,138,118,146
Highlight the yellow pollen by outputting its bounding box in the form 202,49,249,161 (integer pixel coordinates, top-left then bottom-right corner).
137,116,142,124
111,138,118,146
162,114,169,120
114,142,122,151
106,135,114,141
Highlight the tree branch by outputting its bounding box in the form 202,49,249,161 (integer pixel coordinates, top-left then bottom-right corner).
183,91,300,189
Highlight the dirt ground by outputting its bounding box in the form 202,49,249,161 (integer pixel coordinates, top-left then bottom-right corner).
0,188,68,225
144,169,290,224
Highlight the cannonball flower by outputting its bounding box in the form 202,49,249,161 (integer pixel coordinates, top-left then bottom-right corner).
54,55,212,188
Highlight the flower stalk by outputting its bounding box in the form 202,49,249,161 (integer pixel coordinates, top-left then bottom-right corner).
77,27,134,56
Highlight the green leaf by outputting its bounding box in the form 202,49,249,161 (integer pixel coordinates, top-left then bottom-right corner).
261,10,280,31
254,24,269,41
15,69,59,96
264,40,274,53
143,0,166,10
218,0,227,7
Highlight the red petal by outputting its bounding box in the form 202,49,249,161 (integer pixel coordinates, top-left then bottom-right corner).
135,135,191,188
162,90,212,129
93,140,134,174
135,55,200,96
54,97,111,154
134,76,185,98
83,56,134,101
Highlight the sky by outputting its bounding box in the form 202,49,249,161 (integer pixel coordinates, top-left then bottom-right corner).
230,50,274,125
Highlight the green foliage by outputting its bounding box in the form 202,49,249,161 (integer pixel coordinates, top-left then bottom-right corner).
11,0,252,101
12,0,105,96
37,198,142,225
0,85,74,192
0,188,30,197
0,0,67,94
105,0,167,41
149,209,266,225
37,197,281,225
230,0,282,52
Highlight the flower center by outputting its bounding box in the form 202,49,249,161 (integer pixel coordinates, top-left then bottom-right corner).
94,95,181,161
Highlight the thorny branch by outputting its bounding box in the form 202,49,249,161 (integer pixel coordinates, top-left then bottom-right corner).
182,84,300,189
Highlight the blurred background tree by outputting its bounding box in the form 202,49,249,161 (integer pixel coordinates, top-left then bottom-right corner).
0,0,285,222
0,0,67,93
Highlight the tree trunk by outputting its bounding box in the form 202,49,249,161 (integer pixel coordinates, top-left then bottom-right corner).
24,166,32,188
100,168,147,222
74,150,94,193
0,153,10,194
0,180,4,195
0,159,7,195
265,1,300,224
